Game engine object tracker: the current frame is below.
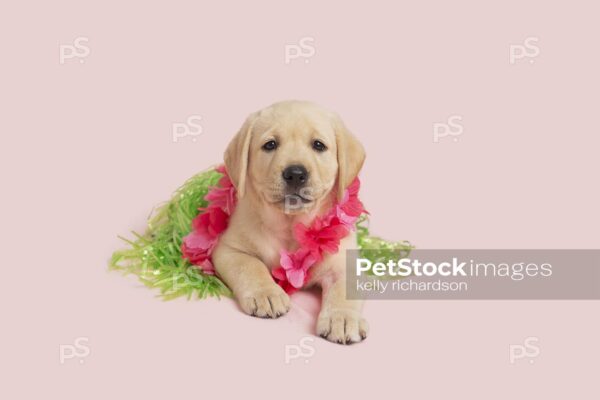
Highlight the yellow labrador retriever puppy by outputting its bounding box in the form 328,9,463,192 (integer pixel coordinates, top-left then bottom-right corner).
212,100,368,344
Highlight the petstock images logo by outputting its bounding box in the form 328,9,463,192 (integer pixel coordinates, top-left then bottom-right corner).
346,249,600,300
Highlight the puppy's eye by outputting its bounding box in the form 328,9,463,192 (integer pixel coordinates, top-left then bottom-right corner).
312,140,327,152
262,140,278,151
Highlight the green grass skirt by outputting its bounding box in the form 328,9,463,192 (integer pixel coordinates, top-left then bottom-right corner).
109,168,412,300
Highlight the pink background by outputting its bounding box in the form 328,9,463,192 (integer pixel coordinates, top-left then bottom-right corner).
2,1,598,398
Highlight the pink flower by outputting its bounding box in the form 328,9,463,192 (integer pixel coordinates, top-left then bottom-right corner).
181,207,229,274
294,217,349,257
191,207,228,238
272,267,297,294
182,231,211,263
181,241,215,274
181,167,236,275
215,165,227,175
279,248,317,288
332,178,367,230
335,205,359,230
204,166,237,214
200,259,215,275
339,178,366,217
272,248,319,293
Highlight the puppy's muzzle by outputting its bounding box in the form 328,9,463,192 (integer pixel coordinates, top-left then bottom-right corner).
282,165,308,189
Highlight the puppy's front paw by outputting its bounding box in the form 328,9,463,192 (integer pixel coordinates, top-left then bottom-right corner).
238,284,290,319
317,309,368,345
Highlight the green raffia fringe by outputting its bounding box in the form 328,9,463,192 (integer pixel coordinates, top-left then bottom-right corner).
109,167,413,300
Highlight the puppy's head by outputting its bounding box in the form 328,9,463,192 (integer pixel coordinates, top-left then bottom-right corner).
224,100,365,214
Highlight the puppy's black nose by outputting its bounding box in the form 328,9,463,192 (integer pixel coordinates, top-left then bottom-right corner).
282,165,308,187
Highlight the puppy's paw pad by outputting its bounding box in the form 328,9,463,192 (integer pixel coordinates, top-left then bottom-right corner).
239,286,290,319
317,309,368,345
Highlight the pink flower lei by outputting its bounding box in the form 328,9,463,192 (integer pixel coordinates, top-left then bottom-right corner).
182,165,366,294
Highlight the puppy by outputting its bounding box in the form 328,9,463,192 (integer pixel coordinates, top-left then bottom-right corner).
212,100,368,344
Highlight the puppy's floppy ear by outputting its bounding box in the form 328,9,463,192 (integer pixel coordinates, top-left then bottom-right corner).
334,115,366,200
224,112,257,198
